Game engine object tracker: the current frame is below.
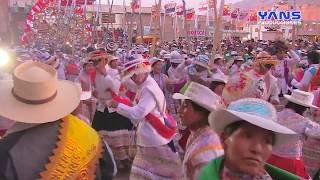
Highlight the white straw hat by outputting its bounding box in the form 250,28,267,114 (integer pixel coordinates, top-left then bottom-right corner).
211,73,228,84
284,89,318,108
209,98,296,147
0,61,81,123
173,82,223,112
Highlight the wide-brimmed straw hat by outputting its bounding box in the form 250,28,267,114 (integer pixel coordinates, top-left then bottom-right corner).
120,59,151,81
255,51,279,66
170,51,184,64
209,98,296,147
211,73,228,84
173,82,224,112
284,89,318,108
0,61,81,123
149,57,164,66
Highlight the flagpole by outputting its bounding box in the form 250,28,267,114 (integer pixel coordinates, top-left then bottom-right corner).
162,8,166,41
139,0,144,42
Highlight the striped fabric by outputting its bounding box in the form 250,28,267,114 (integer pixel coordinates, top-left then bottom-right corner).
183,126,224,180
130,145,183,180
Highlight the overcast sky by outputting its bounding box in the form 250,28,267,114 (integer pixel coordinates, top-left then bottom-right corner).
100,0,243,8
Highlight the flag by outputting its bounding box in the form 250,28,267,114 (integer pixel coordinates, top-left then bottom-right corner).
185,8,195,20
248,11,257,22
164,2,176,14
223,5,231,16
176,5,183,15
131,0,140,12
61,0,95,6
231,8,240,19
198,2,208,12
208,0,215,8
239,11,248,20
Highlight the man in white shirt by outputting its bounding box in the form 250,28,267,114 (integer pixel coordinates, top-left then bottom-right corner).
108,59,183,179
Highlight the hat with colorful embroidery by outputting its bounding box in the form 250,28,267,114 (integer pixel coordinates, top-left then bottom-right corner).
106,41,119,52
222,71,266,105
209,98,296,147
120,59,152,81
194,55,210,69
86,50,108,62
254,51,279,66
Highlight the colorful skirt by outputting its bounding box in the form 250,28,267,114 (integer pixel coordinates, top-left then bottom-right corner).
92,108,134,161
268,154,310,179
303,137,320,178
130,144,183,180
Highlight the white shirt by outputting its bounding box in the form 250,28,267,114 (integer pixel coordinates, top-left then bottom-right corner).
116,76,171,147
95,72,114,112
292,64,319,89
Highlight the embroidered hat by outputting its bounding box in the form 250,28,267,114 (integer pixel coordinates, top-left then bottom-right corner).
284,89,318,108
194,55,210,69
106,41,119,52
0,61,81,123
209,98,296,147
173,82,224,112
87,50,108,62
121,59,152,81
222,71,266,104
255,51,279,66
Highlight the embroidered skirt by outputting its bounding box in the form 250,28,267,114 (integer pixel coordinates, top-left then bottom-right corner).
130,145,183,180
303,137,320,178
92,108,135,161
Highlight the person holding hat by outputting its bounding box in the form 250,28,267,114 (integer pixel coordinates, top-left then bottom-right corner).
254,51,281,104
200,98,299,180
271,41,300,94
268,89,320,179
89,50,134,170
173,82,224,180
108,59,183,179
0,61,116,179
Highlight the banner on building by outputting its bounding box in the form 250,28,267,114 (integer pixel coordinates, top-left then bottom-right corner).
188,30,206,36
176,5,183,15
164,2,176,14
186,8,195,20
101,13,115,23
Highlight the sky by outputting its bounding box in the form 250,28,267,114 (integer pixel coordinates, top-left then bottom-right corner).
100,0,243,9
